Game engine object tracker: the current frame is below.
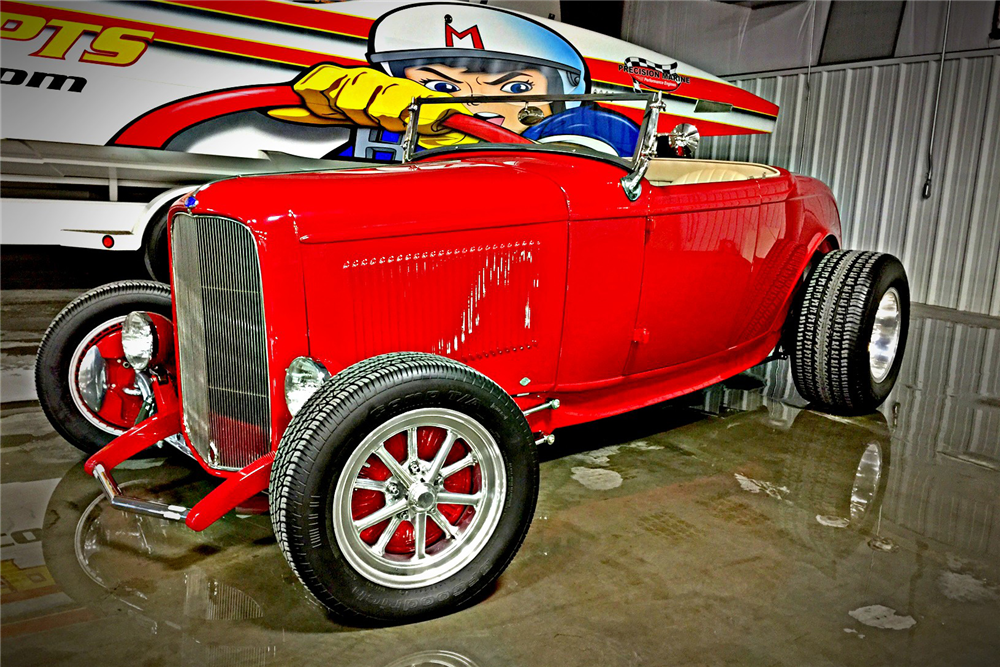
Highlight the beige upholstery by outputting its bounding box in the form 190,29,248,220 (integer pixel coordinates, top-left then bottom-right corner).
671,168,751,185
645,158,781,187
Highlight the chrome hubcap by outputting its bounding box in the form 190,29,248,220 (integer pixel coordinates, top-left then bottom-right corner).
332,408,506,589
850,443,883,523
78,346,107,413
408,482,436,512
69,317,127,435
868,288,902,383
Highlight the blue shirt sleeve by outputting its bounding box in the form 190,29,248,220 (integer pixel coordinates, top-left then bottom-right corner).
522,105,640,157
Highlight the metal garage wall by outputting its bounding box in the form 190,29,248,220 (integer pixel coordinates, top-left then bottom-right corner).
700,50,1000,316
882,311,1000,558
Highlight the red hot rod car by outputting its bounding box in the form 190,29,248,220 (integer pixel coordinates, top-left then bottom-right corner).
35,93,909,622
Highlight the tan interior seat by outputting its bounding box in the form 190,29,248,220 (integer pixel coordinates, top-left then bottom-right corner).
671,168,751,185
644,159,780,187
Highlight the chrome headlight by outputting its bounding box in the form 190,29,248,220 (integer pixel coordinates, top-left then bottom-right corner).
122,311,155,371
285,357,331,416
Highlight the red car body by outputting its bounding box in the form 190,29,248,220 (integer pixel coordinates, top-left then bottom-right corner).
85,148,841,531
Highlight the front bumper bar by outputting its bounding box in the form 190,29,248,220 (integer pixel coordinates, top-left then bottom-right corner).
92,462,190,521
84,408,273,531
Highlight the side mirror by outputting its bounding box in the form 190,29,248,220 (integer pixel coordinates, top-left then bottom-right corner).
665,123,700,158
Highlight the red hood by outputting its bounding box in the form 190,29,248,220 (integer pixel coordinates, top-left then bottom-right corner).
189,158,570,243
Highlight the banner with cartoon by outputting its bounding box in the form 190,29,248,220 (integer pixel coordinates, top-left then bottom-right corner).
1,0,779,163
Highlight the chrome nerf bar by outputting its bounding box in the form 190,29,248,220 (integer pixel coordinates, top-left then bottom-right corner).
523,398,560,417
92,463,190,522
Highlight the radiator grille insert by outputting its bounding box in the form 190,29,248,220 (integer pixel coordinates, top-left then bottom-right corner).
171,214,271,470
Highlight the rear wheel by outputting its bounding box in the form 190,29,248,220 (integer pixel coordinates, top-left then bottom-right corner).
35,280,174,454
270,352,537,623
791,250,909,413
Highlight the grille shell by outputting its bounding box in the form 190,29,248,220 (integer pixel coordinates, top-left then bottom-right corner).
171,213,272,470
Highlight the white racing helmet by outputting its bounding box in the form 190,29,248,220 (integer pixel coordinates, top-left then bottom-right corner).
367,2,588,102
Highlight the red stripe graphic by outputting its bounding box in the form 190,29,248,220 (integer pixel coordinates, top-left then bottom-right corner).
113,85,303,147
157,0,374,40
587,58,779,118
3,1,366,67
603,104,764,137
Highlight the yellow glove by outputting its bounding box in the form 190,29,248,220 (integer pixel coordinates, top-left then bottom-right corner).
268,64,477,148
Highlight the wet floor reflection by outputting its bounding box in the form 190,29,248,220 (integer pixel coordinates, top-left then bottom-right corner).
2,295,998,666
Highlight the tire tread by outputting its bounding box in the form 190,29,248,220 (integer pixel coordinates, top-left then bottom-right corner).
270,352,536,622
791,250,908,412
34,280,172,452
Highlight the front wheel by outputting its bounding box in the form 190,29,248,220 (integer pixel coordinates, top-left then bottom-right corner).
791,250,910,413
34,280,174,454
270,353,537,623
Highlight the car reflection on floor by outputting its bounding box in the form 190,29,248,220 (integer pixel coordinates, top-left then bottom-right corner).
1,291,998,667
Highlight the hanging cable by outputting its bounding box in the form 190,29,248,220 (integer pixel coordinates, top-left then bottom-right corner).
797,1,817,172
923,0,953,199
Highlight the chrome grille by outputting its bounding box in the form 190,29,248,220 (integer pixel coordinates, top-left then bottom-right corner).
171,214,271,470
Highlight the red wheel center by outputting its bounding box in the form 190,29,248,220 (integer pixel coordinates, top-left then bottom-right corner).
351,426,476,555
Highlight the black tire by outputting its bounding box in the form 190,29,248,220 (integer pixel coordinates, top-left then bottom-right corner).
270,352,538,623
35,280,173,455
791,250,909,413
142,207,170,283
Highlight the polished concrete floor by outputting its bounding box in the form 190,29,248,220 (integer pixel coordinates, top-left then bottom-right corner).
2,289,998,667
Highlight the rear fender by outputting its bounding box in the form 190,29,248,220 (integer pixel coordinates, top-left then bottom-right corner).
778,235,840,354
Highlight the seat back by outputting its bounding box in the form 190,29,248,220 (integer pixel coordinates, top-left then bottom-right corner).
671,168,751,185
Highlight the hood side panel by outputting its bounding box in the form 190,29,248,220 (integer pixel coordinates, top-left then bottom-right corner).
300,220,568,395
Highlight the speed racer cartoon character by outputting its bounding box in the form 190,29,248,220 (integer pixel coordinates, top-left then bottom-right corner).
267,3,639,158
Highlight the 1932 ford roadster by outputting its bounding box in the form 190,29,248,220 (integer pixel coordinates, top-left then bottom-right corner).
35,92,910,622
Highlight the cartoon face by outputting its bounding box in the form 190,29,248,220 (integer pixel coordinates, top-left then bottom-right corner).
402,63,553,134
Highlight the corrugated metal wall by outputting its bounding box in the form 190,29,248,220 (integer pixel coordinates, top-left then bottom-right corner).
882,309,1000,558
700,50,1000,316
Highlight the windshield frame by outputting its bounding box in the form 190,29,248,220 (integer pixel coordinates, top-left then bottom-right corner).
402,92,657,169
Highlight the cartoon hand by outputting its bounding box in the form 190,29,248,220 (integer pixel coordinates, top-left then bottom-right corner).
268,64,477,147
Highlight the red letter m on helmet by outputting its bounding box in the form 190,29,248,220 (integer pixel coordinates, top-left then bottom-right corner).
444,24,484,49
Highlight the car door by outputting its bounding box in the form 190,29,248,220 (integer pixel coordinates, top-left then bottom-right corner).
625,178,761,375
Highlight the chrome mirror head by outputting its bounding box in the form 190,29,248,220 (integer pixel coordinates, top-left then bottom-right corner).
517,105,546,126
666,123,700,157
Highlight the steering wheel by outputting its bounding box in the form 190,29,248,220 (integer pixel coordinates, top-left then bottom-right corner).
113,85,532,149
435,113,532,145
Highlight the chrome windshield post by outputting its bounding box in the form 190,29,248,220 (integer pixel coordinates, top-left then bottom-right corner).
401,98,420,163
621,96,664,202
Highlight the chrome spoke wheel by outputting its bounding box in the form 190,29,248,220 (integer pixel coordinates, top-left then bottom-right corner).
332,408,507,589
868,287,901,383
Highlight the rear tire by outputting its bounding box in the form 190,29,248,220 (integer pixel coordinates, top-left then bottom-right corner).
35,280,173,454
270,352,537,623
791,250,909,413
